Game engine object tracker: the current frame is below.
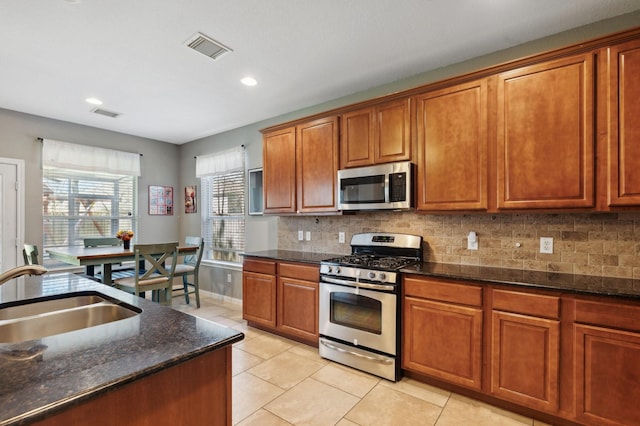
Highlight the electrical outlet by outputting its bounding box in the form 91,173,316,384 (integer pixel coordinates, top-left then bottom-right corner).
226,273,232,283
467,231,478,250
305,231,311,241
339,232,345,243
540,237,554,254
298,230,304,241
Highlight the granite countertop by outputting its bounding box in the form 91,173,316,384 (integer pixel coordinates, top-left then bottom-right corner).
243,250,342,264
0,273,244,426
243,250,640,300
403,262,640,299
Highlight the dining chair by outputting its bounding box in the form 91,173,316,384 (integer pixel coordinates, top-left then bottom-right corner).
83,237,122,278
23,244,40,265
171,236,204,308
114,242,178,306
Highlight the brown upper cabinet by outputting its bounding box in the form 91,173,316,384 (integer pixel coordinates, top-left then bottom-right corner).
340,98,411,168
602,38,640,208
496,52,596,210
261,28,640,214
415,79,489,211
263,126,296,214
262,116,339,214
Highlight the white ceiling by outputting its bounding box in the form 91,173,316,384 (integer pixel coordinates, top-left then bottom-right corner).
2,1,639,144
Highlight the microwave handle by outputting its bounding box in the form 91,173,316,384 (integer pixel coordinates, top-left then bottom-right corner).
384,173,390,203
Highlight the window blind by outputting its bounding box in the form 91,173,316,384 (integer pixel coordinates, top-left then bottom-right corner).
43,167,138,250
197,147,245,264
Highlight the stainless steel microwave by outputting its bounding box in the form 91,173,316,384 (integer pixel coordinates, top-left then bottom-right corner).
338,161,414,211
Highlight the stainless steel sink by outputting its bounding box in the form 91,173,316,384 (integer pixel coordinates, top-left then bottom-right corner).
0,295,106,320
0,292,141,344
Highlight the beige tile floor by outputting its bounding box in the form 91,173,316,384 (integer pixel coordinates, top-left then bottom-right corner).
173,292,554,426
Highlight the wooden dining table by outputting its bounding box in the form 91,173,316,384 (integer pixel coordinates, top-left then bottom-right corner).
46,244,198,284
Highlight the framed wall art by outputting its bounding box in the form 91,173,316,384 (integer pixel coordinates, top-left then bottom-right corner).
149,185,173,215
185,185,197,213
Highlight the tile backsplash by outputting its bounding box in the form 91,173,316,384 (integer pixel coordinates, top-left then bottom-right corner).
278,211,640,279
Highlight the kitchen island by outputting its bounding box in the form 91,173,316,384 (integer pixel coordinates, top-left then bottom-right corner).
0,273,243,425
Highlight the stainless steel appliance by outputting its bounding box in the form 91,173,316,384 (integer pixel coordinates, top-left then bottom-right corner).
319,232,423,381
337,161,414,211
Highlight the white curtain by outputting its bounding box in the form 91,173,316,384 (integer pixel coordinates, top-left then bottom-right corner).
42,139,141,176
195,146,244,177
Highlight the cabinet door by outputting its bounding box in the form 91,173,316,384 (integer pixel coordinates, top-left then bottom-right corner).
242,271,277,328
575,324,640,426
606,39,640,206
277,277,319,343
263,126,296,214
497,53,595,209
416,79,488,211
341,107,375,168
296,116,339,213
403,296,483,390
491,311,560,413
374,98,411,164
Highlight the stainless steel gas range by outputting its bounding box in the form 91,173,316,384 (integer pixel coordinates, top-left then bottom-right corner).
319,232,423,381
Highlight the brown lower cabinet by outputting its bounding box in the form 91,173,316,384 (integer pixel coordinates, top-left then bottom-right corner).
403,276,483,390
403,274,640,426
242,258,277,328
31,347,232,426
490,289,560,413
243,257,319,345
574,299,640,426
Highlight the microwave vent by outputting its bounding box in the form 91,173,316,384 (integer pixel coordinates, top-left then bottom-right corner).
185,32,232,61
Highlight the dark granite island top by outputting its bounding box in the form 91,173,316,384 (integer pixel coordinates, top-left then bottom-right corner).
0,273,244,426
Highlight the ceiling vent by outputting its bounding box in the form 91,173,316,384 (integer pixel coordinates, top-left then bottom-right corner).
185,32,232,61
90,107,120,118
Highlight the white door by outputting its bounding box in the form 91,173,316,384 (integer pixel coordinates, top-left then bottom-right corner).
0,158,25,272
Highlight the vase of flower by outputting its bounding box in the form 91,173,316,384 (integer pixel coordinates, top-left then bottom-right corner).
116,230,134,250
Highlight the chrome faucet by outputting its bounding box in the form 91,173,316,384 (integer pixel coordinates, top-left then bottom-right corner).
0,265,48,285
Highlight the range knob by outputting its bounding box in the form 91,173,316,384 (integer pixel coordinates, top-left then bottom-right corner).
379,272,387,282
325,266,332,274
335,267,341,274
368,271,376,280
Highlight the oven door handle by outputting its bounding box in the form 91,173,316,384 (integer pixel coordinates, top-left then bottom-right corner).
320,339,393,365
320,276,395,291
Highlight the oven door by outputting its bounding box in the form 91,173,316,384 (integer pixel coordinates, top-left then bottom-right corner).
319,281,397,355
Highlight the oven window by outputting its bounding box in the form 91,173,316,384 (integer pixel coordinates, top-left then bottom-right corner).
329,292,382,334
340,175,385,204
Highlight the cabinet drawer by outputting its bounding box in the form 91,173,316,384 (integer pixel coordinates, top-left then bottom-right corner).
278,262,319,282
243,258,276,275
492,289,560,319
575,299,640,332
404,276,482,307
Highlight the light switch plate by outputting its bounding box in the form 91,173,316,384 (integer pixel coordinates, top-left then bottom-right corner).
298,230,304,241
339,232,345,243
305,231,311,241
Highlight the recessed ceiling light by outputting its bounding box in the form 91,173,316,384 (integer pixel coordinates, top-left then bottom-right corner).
85,97,103,105
241,77,257,87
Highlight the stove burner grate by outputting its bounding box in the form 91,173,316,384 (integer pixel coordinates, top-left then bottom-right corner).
324,254,418,270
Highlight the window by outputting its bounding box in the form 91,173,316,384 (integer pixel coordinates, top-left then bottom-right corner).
197,147,245,264
41,139,140,267
43,168,137,249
